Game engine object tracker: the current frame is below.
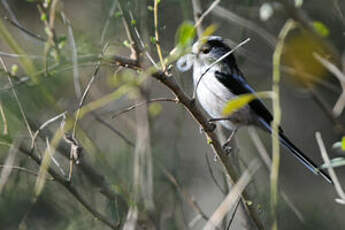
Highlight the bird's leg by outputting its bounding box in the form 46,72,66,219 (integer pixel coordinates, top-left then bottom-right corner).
223,128,238,154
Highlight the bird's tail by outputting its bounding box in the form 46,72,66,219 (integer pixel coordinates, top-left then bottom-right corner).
278,132,332,184
258,118,333,184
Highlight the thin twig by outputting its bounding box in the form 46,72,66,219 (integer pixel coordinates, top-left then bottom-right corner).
271,19,295,230
3,16,46,42
205,152,227,195
0,101,8,135
154,0,165,70
93,113,135,147
61,12,81,98
0,57,34,138
0,165,54,180
316,132,345,204
314,53,345,117
191,0,204,37
128,10,157,67
213,6,276,48
161,166,210,222
204,159,261,230
112,97,178,119
248,127,305,223
226,198,241,230
0,142,17,193
117,0,139,61
194,0,221,30
19,145,119,229
100,0,118,45
31,111,67,149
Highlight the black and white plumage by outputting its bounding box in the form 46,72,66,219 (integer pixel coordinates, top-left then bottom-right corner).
190,36,332,184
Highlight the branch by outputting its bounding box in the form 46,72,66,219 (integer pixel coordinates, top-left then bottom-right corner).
18,145,119,230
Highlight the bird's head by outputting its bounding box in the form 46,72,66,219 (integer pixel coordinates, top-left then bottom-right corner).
192,36,236,65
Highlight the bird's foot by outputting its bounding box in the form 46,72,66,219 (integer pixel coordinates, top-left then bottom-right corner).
222,142,233,155
206,119,217,132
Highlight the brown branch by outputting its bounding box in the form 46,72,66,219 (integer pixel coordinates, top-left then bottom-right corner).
18,145,120,230
151,72,264,229
112,97,178,119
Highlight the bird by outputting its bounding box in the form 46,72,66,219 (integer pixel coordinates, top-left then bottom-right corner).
189,35,332,184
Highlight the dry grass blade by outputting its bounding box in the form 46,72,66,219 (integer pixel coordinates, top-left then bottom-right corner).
313,53,345,117
248,127,305,223
316,132,345,204
203,159,261,230
61,12,81,98
0,143,17,193
0,101,8,135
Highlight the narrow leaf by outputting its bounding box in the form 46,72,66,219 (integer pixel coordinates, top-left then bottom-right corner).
222,91,273,116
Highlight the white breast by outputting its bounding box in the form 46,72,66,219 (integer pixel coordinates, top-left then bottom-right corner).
193,62,251,130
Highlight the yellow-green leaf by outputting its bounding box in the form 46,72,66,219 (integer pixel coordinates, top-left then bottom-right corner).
342,136,345,151
149,103,162,117
222,91,273,116
176,21,196,47
313,21,329,37
200,24,218,45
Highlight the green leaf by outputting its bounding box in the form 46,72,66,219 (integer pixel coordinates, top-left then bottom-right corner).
147,6,154,11
222,91,273,116
150,36,157,45
176,21,196,47
342,136,345,151
321,157,345,169
149,103,162,117
313,21,329,37
131,19,136,25
199,24,218,45
41,13,47,21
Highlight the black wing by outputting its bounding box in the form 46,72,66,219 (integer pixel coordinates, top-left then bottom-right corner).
215,70,275,128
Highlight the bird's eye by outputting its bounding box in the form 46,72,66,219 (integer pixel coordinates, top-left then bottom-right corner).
201,46,211,54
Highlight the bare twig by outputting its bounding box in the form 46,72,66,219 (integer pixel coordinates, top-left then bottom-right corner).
153,0,165,70
191,0,204,36
100,0,118,45
0,142,17,193
3,16,46,42
61,12,81,98
271,19,295,230
19,145,119,229
93,113,134,147
316,132,345,204
0,57,33,138
194,0,221,30
0,101,8,135
0,165,54,180
112,97,178,119
31,111,67,149
226,198,241,230
117,0,140,61
205,152,227,195
161,166,210,222
204,159,261,230
213,6,276,48
248,127,305,223
314,53,345,117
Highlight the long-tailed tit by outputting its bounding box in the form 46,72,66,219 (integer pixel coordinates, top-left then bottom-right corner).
178,36,332,184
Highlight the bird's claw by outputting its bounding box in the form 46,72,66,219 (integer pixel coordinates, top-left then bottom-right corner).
222,142,233,155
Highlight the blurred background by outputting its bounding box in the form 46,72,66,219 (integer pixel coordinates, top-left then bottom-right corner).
0,0,345,229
